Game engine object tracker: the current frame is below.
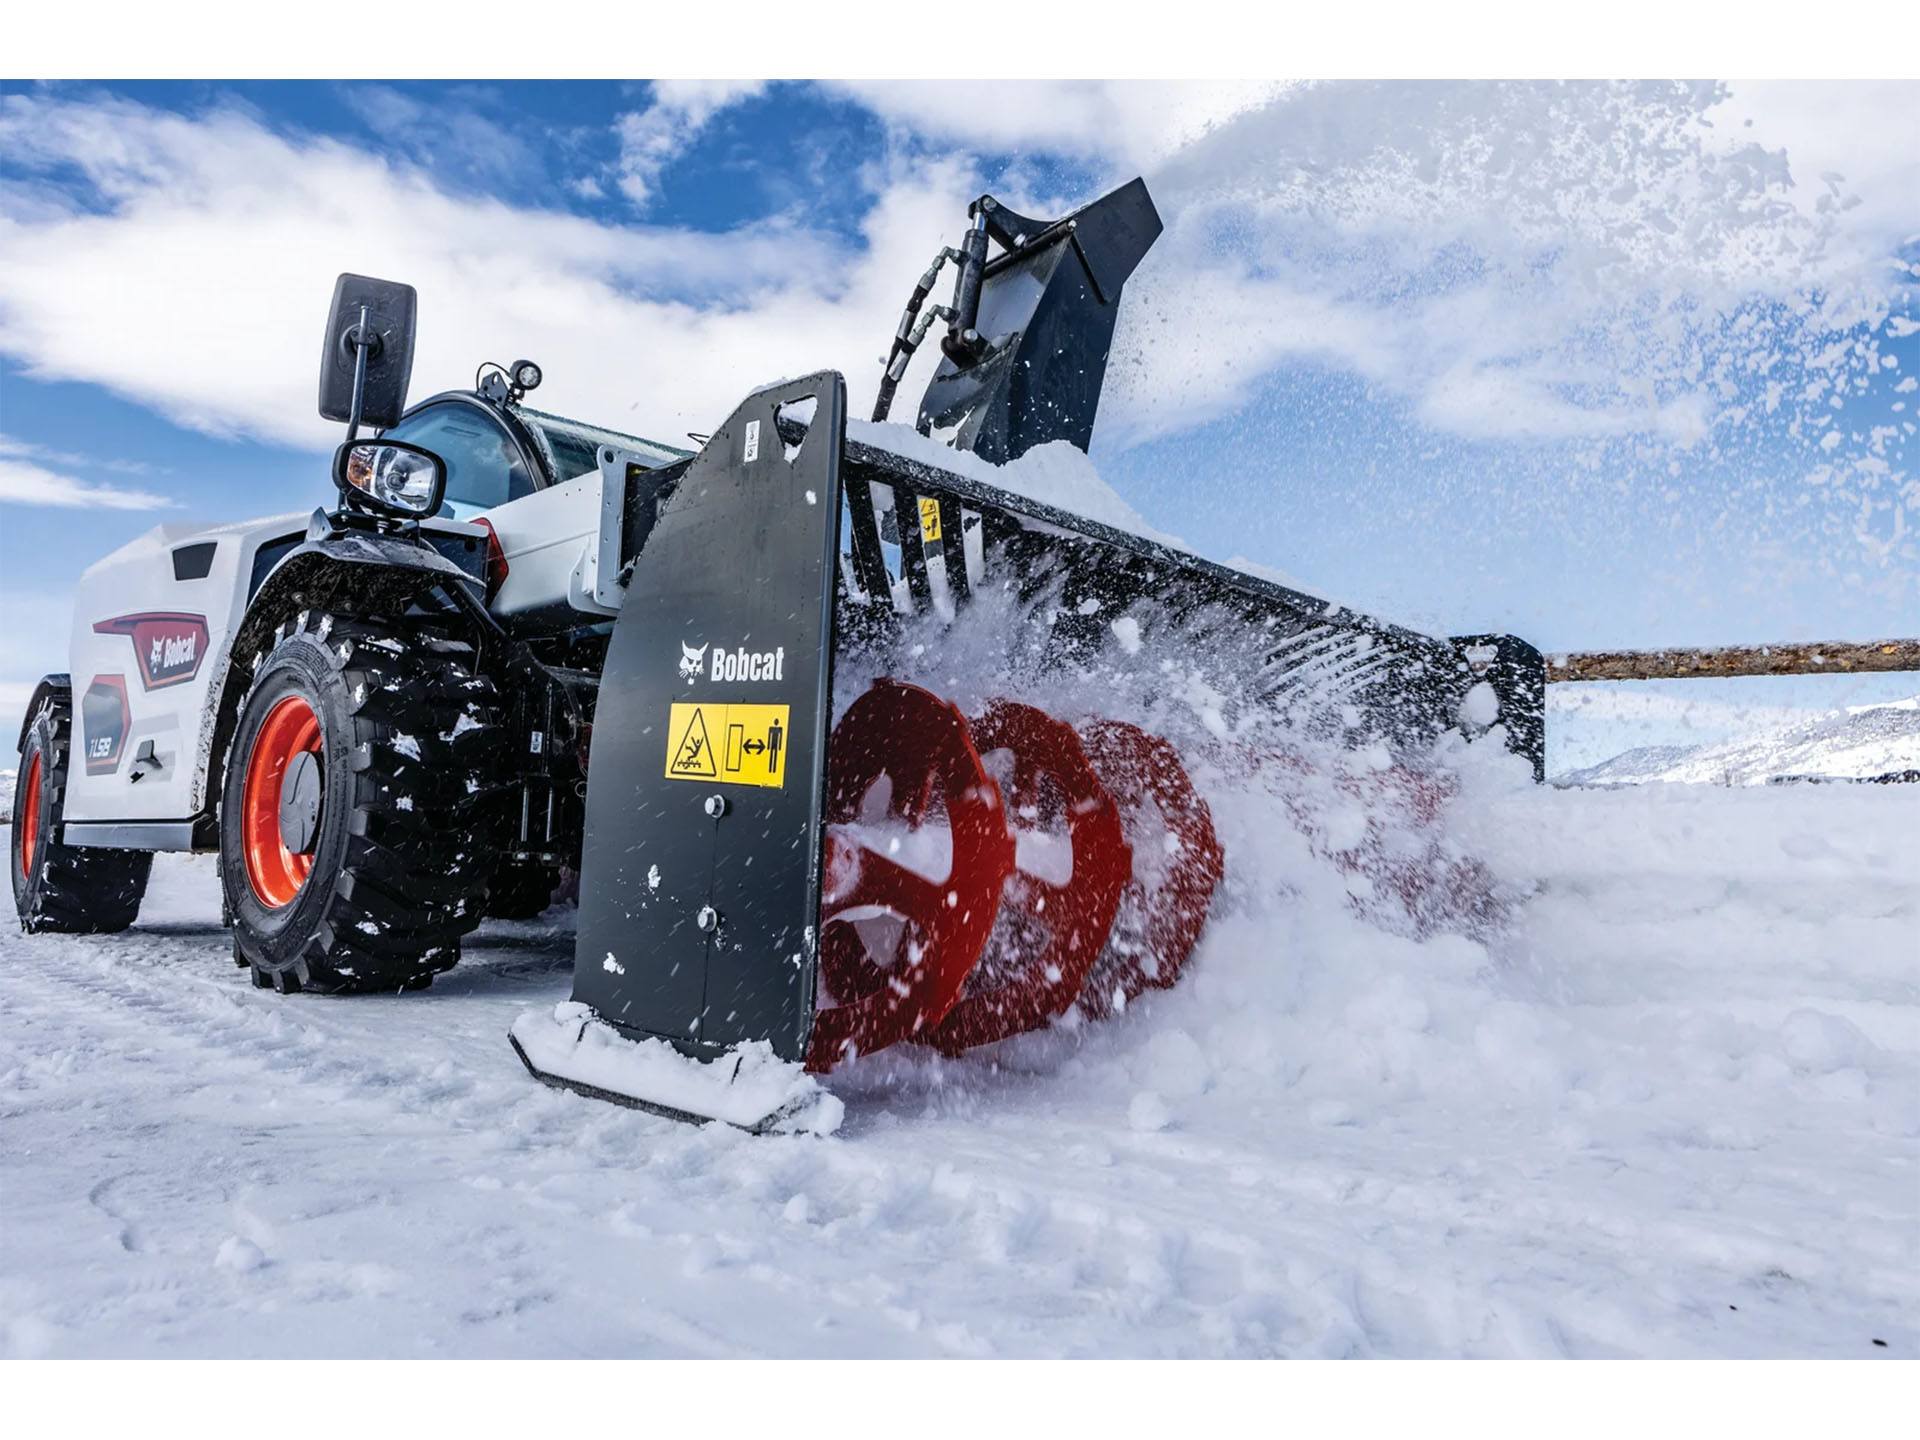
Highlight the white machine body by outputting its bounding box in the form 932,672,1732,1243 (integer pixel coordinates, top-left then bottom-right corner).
62,513,307,824
57,461,635,831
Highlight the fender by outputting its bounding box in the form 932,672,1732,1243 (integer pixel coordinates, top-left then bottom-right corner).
193,510,491,818
15,674,72,753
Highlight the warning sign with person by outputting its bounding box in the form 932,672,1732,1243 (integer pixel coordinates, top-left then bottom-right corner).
665,702,790,789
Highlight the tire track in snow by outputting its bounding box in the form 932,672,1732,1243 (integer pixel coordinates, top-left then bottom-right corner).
3,921,1351,1354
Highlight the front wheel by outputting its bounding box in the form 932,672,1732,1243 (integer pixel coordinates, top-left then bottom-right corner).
219,611,509,993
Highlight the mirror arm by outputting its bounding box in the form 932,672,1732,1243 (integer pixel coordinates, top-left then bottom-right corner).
344,304,373,444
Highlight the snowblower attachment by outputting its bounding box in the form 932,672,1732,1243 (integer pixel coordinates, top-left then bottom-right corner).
512,177,1548,1129
511,373,849,1132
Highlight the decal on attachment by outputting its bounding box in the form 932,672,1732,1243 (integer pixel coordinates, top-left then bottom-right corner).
93,612,210,690
665,702,789,789
82,675,130,775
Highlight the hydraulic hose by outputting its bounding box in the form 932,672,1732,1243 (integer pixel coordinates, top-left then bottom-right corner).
872,247,961,423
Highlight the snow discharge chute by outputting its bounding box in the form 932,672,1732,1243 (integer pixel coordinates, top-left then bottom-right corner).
509,177,1551,1131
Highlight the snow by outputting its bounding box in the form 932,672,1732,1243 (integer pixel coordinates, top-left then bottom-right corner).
849,420,1190,551
3,759,1916,1357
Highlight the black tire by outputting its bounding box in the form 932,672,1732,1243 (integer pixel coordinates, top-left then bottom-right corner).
219,610,509,993
484,859,561,920
11,694,152,933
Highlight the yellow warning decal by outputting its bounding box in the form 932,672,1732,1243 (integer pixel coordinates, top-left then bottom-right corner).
918,496,943,543
665,702,790,789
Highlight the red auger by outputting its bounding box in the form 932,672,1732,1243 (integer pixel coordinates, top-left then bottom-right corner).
808,680,1225,1071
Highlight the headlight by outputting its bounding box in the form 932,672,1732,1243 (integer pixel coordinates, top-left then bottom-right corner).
335,441,445,516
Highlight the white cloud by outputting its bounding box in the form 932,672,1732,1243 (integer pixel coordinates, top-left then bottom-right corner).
613,80,768,210
823,80,1289,171
1706,81,1920,276
0,82,1912,480
0,432,160,475
0,92,964,451
340,84,538,193
0,458,171,509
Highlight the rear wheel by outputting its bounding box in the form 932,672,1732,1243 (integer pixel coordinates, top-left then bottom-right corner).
11,694,152,933
219,611,509,993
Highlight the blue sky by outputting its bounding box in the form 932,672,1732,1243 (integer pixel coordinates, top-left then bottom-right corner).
2,79,1915,769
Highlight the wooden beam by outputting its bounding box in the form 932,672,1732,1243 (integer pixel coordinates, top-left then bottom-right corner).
1548,638,1920,683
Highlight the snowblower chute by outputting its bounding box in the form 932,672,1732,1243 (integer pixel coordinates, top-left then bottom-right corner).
510,178,1547,1128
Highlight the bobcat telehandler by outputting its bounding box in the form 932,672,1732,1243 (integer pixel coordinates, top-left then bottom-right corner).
10,179,1550,1131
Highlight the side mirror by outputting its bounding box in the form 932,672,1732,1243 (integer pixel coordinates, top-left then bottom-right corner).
333,439,445,518
318,274,418,430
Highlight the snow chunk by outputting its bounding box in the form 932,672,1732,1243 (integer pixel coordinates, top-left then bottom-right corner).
390,733,422,760
215,1237,265,1273
1779,1008,1877,1074
1128,1091,1172,1132
510,1002,842,1135
1459,681,1500,730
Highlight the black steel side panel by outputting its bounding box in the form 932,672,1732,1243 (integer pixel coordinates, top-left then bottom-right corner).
571,374,845,1065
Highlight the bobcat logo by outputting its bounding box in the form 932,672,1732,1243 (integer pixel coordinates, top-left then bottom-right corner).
94,612,209,690
678,641,708,685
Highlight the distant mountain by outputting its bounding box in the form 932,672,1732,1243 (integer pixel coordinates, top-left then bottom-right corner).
1559,697,1920,787
1556,743,1702,786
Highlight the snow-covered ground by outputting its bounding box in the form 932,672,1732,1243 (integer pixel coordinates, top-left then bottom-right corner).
5,757,1915,1359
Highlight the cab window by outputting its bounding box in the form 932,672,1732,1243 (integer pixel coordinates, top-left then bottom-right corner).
528,418,602,483
383,403,535,518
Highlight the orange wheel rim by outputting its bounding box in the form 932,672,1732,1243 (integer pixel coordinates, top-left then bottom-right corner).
241,694,323,908
18,752,42,877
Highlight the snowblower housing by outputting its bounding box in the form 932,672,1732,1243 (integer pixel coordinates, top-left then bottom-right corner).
542,179,1547,1087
